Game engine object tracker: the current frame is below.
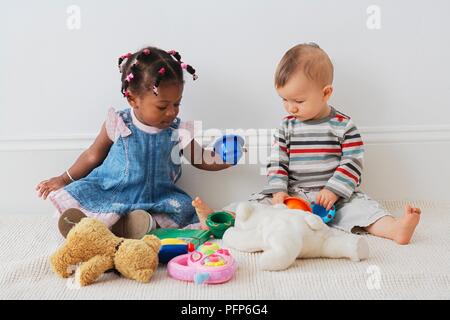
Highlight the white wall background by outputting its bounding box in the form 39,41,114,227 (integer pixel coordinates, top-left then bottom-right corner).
1,0,450,214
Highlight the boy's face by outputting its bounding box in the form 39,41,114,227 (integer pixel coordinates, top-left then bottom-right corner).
128,83,183,129
276,71,332,121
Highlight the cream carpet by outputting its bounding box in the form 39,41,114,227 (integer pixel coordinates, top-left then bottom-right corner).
1,201,449,300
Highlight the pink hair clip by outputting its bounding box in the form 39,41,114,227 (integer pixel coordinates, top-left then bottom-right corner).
158,67,166,75
124,90,130,97
152,85,159,96
125,73,134,82
167,50,176,55
143,48,150,55
120,52,132,59
181,63,188,69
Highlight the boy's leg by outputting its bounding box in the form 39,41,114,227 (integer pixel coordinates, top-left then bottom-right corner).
328,192,391,234
365,205,421,245
330,192,421,245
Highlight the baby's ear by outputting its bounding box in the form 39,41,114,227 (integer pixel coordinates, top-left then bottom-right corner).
322,85,333,101
126,93,138,108
142,235,161,252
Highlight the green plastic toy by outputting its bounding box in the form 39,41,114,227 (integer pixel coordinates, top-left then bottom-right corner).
205,211,235,239
148,228,211,248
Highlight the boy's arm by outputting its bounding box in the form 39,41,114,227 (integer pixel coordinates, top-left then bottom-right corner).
324,119,364,200
261,122,290,195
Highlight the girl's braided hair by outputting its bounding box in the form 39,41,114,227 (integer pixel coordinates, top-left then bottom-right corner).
118,46,197,97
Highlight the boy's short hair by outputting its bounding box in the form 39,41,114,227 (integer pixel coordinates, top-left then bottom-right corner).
274,42,334,88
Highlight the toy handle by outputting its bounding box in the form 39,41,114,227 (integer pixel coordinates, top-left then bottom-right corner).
213,134,245,165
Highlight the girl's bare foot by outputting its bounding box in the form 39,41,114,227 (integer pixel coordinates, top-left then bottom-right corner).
191,197,214,229
394,205,421,245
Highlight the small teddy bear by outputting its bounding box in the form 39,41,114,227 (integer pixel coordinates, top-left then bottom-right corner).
50,217,161,286
223,202,369,271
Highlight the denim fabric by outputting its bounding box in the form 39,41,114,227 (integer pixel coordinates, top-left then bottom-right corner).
64,108,198,227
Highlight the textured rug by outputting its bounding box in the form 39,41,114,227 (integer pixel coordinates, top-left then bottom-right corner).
1,200,449,300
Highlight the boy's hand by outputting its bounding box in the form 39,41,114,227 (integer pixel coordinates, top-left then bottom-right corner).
36,175,69,200
316,189,339,211
271,191,289,205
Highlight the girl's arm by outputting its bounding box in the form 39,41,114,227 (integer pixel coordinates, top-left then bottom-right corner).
184,139,232,171
36,123,113,199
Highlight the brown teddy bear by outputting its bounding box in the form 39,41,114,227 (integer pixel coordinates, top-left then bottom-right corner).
50,217,161,286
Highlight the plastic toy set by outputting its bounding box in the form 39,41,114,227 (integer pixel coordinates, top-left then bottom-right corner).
148,228,212,263
149,211,238,284
205,211,235,239
167,242,237,284
147,131,335,285
283,196,336,224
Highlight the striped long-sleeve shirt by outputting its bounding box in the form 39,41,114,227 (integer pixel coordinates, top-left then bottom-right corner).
262,106,364,200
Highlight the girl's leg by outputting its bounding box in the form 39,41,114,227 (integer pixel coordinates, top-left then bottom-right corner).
365,205,421,245
59,207,150,240
191,197,237,229
58,208,87,238
191,197,215,229
58,208,121,238
111,210,155,239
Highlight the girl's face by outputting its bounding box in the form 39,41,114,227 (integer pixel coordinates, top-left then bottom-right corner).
128,83,184,129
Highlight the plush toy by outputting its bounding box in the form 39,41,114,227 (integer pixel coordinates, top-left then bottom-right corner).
50,218,161,286
223,202,369,271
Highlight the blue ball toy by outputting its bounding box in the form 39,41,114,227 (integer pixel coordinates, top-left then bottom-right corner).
311,202,336,224
213,134,245,165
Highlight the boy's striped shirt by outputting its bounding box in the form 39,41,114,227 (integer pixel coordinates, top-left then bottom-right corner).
262,107,364,200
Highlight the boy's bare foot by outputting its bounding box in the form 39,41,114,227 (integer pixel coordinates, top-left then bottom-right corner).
394,205,421,245
192,197,214,229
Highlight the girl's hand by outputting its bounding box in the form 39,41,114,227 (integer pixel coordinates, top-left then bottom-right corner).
316,189,339,211
36,175,69,200
271,191,289,205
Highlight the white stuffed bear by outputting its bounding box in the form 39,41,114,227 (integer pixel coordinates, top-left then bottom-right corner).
223,202,369,271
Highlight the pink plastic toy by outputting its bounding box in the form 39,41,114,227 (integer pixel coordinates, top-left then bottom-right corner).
167,242,237,284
